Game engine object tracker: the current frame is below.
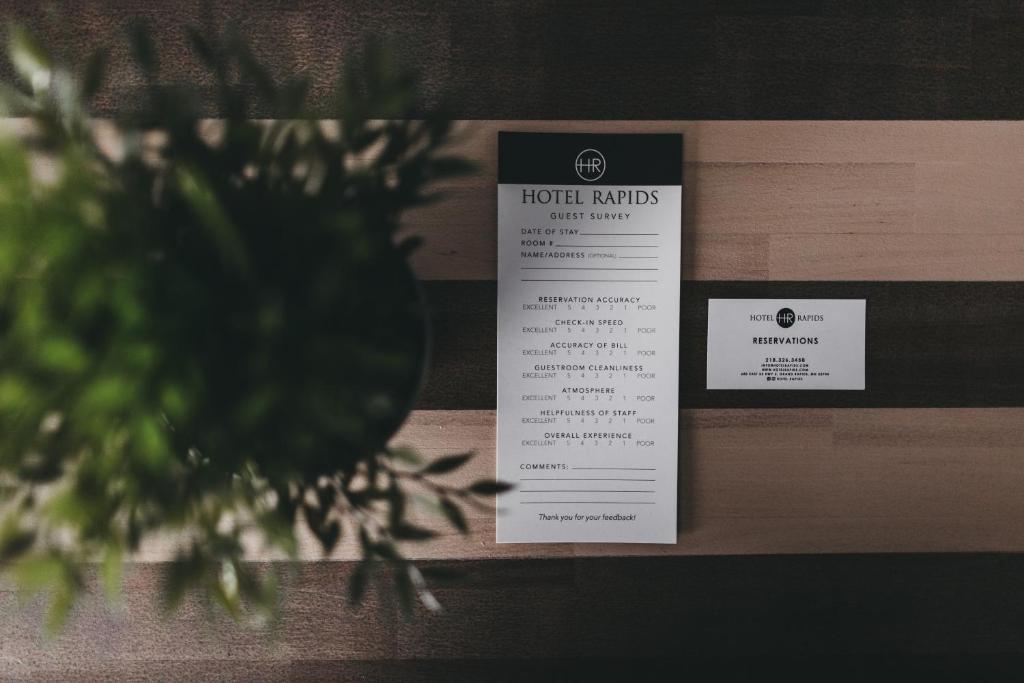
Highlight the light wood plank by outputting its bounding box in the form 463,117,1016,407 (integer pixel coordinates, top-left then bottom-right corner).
403,121,1024,280
7,119,1021,279
915,162,1024,235
8,402,1024,670
769,233,1024,280
400,408,1024,558
689,161,915,235
0,563,399,674
129,407,1024,562
443,121,1024,166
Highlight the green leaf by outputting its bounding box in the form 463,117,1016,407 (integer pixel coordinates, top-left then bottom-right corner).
279,77,309,113
357,525,372,556
9,553,64,593
388,447,422,467
162,551,204,613
313,519,341,555
396,235,423,257
386,480,406,528
394,565,413,616
391,522,436,541
17,450,61,483
100,544,123,603
0,23,468,632
128,22,157,74
419,565,466,582
256,509,298,558
81,48,108,99
234,40,277,103
36,337,89,375
419,452,473,476
79,375,133,415
426,156,477,179
468,480,515,496
216,560,240,616
46,584,76,635
185,27,217,69
407,564,441,613
348,559,370,606
440,498,467,534
303,498,326,528
370,539,402,563
274,485,299,525
126,511,141,551
0,517,34,561
0,81,37,116
175,165,250,275
8,25,51,92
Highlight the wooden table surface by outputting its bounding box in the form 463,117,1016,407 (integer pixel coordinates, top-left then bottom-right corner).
368,120,1024,562
3,1,1024,678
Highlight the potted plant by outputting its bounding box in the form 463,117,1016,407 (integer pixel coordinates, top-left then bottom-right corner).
0,23,506,631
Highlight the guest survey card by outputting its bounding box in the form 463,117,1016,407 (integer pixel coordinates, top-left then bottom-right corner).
496,132,682,543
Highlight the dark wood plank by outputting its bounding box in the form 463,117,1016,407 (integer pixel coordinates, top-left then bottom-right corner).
9,555,1024,676
386,408,1024,558
2,1,1024,118
418,281,1024,410
27,656,1024,681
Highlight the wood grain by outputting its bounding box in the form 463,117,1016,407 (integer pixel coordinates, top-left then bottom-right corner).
6,119,1022,281
417,281,1024,410
9,555,1024,675
393,408,1024,559
404,121,1024,281
119,407,1024,563
4,1,1024,120
0,0,1022,675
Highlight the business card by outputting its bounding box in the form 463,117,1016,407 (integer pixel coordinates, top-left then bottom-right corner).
706,299,866,390
496,132,682,544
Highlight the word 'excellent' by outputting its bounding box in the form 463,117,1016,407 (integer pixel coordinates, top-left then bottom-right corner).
522,189,659,205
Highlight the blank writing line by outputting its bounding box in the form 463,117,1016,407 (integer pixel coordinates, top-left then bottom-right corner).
520,478,656,481
521,279,658,282
520,490,656,493
619,256,657,259
581,232,657,236
521,267,658,271
572,467,657,471
520,501,655,505
554,244,657,248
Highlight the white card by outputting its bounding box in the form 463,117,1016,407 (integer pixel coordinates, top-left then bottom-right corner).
706,299,866,390
496,132,682,544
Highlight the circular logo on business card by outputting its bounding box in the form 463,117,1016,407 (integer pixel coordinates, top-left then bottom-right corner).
776,308,796,328
575,148,605,182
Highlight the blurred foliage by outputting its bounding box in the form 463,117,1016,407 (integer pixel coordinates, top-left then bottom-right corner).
0,22,510,632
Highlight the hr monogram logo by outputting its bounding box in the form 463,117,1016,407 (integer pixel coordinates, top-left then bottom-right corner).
776,308,796,328
575,148,605,181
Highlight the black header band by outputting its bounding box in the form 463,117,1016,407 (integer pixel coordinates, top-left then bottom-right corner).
498,132,682,186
